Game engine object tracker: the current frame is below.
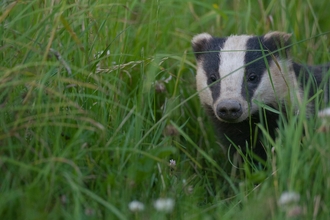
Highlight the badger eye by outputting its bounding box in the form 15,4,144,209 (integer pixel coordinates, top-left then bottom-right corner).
209,74,217,83
248,73,258,82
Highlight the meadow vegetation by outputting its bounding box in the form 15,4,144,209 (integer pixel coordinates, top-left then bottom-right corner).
1,0,330,219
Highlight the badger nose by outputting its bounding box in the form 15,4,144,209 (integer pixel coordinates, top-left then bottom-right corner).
216,100,242,122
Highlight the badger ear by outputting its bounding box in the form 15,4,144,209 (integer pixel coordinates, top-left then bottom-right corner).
192,33,213,59
263,31,292,51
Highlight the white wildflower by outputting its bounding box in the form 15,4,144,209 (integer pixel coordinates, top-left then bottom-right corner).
278,191,300,207
169,159,176,167
155,81,166,93
154,198,175,213
128,200,145,212
94,50,111,59
186,185,193,194
318,108,330,118
164,74,172,83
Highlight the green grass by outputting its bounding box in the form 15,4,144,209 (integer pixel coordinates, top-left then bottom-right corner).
1,0,330,219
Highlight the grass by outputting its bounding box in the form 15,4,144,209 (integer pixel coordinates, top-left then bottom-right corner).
1,0,330,219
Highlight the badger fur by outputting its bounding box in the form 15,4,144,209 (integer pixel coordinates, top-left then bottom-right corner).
192,31,330,159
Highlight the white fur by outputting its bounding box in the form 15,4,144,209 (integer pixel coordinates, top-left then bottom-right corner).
196,63,213,107
252,58,302,112
264,31,292,43
192,33,212,45
213,35,252,122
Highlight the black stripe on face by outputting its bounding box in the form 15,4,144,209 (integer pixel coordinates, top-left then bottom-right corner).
202,37,227,102
242,36,273,102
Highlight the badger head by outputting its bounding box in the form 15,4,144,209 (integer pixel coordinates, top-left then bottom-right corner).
192,32,295,123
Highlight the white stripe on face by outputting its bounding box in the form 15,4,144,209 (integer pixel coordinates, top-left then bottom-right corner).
218,35,251,99
213,35,252,121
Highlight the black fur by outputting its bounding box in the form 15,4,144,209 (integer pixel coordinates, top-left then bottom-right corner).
204,104,279,160
193,37,226,101
293,63,329,95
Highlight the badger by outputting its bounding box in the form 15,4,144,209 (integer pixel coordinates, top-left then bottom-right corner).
192,31,330,160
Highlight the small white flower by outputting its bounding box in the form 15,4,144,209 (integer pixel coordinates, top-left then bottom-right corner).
318,108,330,118
186,185,193,194
169,159,176,167
278,191,300,207
128,200,145,212
154,198,175,213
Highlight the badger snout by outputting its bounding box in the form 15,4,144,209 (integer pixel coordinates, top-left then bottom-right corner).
216,99,243,122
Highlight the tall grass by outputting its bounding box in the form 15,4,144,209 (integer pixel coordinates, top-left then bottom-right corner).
1,0,330,219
